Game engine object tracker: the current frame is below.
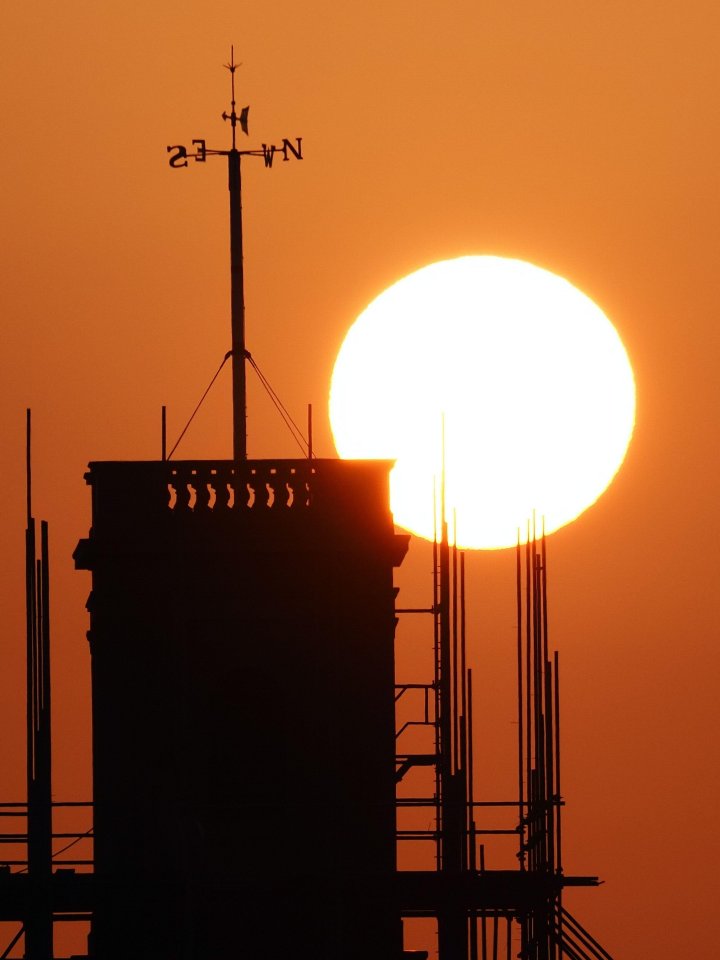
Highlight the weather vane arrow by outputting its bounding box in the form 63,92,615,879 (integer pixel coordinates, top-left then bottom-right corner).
221,48,248,146
166,46,303,170
166,47,303,463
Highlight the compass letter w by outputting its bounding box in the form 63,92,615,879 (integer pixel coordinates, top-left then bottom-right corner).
261,144,275,168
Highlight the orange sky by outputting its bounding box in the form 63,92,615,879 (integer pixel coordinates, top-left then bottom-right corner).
2,2,719,956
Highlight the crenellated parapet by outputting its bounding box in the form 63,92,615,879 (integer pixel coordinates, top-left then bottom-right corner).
166,460,313,511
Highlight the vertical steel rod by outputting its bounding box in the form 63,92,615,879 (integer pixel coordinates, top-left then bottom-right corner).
161,405,167,461
38,521,53,865
25,415,53,960
460,555,469,878
228,148,247,461
544,664,555,875
438,416,453,868
532,534,544,871
432,487,441,871
26,409,32,525
460,552,467,758
541,527,549,667
467,669,475,870
468,667,478,960
452,515,459,774
524,525,532,869
516,533,524,868
554,650,562,877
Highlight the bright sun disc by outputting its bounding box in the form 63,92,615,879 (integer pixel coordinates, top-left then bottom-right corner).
329,256,636,550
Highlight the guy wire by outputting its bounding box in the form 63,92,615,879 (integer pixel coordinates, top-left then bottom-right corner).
246,353,310,456
167,351,233,460
167,349,312,460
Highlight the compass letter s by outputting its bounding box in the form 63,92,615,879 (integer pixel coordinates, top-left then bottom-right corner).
167,145,189,168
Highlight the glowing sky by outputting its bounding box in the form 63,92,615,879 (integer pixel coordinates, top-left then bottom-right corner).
2,3,720,956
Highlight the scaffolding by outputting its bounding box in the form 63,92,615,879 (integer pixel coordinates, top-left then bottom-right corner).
394,512,614,959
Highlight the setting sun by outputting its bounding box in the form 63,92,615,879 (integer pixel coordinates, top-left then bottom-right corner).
330,256,636,549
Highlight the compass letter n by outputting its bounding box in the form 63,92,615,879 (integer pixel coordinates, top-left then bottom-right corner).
281,138,303,162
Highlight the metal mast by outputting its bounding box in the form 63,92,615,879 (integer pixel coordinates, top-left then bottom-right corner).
224,49,247,461
167,48,303,461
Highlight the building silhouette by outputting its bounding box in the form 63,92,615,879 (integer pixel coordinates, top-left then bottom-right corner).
74,458,407,959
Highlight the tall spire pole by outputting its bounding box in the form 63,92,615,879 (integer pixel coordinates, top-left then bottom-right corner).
224,48,247,461
167,50,303,460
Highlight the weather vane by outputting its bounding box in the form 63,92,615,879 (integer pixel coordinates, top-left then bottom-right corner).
167,47,303,462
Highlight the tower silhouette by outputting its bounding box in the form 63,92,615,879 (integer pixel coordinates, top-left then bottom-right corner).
74,459,408,958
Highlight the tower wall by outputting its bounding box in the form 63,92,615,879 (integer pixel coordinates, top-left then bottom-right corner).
75,459,408,959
